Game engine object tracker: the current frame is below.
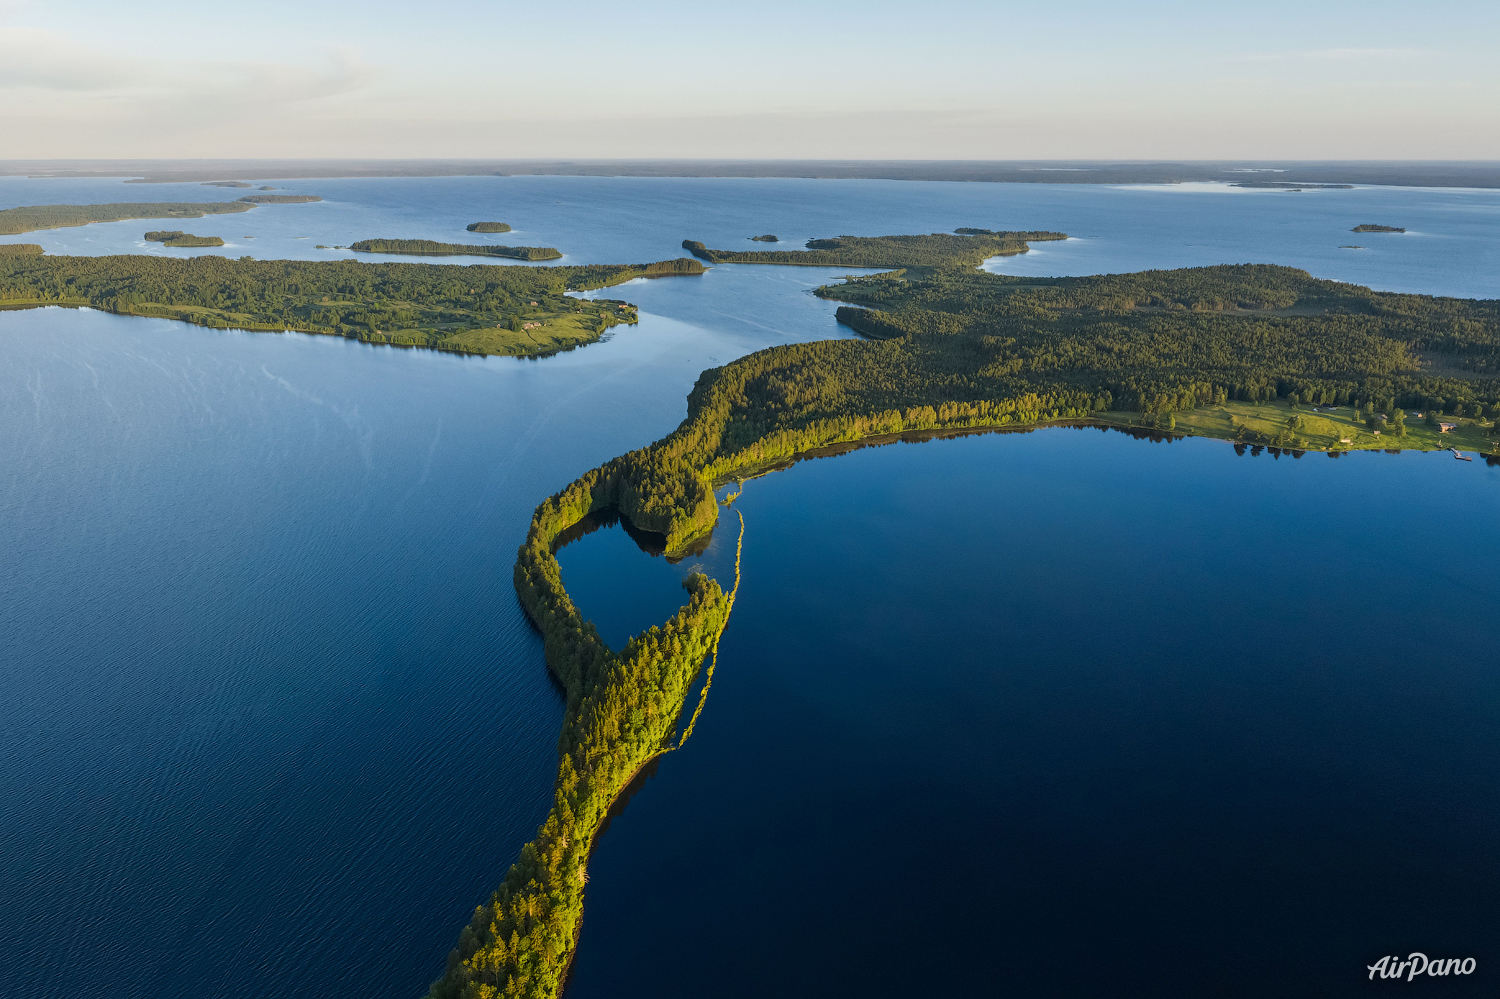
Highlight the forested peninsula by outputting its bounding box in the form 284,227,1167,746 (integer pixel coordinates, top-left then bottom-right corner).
422,245,1500,999
351,239,563,261
0,202,254,235
0,254,704,357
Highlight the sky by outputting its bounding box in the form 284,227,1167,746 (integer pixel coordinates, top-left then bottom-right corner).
1,0,1497,160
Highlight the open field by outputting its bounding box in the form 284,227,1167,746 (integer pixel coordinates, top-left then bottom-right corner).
1097,399,1497,453
437,309,634,356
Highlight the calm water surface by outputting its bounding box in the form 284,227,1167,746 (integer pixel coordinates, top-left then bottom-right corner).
2,176,1499,998
561,429,1500,998
2,173,1498,298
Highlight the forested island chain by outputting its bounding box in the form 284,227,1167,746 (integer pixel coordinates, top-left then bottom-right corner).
0,254,705,357
683,229,1065,267
422,233,1500,999
235,194,323,204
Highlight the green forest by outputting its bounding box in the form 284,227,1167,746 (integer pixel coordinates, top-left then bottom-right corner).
6,226,1493,999
424,255,1500,999
0,202,254,235
467,222,513,233
0,253,704,357
144,231,224,247
236,194,322,204
350,239,563,261
0,244,43,255
682,229,1067,268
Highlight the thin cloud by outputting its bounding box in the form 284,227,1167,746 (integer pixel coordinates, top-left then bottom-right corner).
0,26,376,107
0,28,146,90
1233,47,1435,64
217,49,378,106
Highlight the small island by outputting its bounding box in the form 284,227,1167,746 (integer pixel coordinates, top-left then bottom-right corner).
749,234,779,242
145,231,225,247
466,222,512,233
236,195,322,204
683,230,1066,268
351,238,563,261
0,202,254,235
1231,182,1354,190
201,182,252,189
1352,224,1406,233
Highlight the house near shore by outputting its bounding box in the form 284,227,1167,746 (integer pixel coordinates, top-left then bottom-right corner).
1439,422,1458,433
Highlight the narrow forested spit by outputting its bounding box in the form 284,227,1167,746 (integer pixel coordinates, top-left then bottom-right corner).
351,239,563,261
236,194,323,204
425,255,1500,999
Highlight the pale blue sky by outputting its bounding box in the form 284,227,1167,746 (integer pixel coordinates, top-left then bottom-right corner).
2,0,1496,158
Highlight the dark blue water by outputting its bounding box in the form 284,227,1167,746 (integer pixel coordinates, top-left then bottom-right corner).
0,294,845,999
563,429,1500,997
3,176,1500,998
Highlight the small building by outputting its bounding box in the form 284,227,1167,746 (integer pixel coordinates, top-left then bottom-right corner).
1439,422,1458,433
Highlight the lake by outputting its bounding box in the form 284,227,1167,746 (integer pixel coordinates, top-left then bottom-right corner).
3,175,1499,998
559,428,1500,997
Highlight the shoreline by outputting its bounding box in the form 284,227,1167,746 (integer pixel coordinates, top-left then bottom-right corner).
7,159,1500,190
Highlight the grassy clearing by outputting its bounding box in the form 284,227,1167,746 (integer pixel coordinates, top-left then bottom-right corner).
443,312,616,356
1097,399,1498,453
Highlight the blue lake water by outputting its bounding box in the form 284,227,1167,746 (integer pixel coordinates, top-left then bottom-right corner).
2,175,1500,998
559,429,1500,997
3,173,1499,298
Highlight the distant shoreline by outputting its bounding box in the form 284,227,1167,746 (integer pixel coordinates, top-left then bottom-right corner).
3,159,1498,189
